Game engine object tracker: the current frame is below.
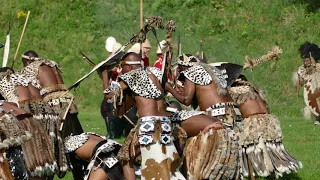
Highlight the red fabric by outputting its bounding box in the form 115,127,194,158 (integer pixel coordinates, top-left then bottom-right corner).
153,55,164,70
111,70,118,81
142,53,150,67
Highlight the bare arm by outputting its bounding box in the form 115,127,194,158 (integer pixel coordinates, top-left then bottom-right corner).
101,69,110,90
166,79,195,106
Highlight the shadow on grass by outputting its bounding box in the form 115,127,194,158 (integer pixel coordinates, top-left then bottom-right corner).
290,0,320,12
281,172,302,180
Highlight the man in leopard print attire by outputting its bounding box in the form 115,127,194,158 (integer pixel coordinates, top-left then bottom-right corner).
165,53,241,179
0,67,57,179
103,52,186,179
17,51,130,180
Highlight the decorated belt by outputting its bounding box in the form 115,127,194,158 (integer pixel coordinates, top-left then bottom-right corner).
205,102,241,117
48,97,72,106
139,116,170,122
138,116,172,145
40,84,67,96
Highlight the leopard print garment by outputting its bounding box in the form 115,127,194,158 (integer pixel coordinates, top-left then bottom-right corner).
119,67,162,99
64,132,107,153
147,67,163,82
18,59,62,89
0,70,19,104
169,110,204,122
180,65,213,85
229,85,258,105
10,72,30,87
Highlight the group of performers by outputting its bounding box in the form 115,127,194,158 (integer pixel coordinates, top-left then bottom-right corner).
0,51,131,180
3,17,320,180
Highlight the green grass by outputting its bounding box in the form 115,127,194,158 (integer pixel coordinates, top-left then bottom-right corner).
1,0,320,179
1,0,319,113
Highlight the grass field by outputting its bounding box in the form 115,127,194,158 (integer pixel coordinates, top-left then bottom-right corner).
1,0,320,179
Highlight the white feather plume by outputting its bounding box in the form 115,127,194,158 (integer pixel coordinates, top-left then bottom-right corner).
2,29,10,67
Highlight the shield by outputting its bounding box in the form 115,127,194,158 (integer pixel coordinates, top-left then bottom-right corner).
304,72,320,116
208,62,243,86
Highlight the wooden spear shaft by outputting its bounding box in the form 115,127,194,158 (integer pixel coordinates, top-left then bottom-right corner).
12,11,31,69
140,0,143,60
140,0,143,29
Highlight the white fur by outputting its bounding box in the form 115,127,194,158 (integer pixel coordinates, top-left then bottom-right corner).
291,71,299,86
140,142,185,180
302,106,315,120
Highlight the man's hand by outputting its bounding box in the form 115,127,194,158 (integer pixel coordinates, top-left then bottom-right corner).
175,85,184,95
203,122,226,132
165,82,173,92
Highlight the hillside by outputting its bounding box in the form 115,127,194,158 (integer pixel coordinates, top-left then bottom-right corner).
1,0,320,115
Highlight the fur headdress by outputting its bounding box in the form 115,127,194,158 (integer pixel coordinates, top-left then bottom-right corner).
299,41,320,62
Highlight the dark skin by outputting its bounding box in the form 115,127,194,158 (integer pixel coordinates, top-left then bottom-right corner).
0,101,26,116
165,65,229,135
166,78,233,110
167,65,234,110
103,54,224,179
103,53,171,180
15,84,42,103
104,53,165,118
165,102,223,137
105,54,224,135
239,93,269,118
23,59,113,180
37,65,64,89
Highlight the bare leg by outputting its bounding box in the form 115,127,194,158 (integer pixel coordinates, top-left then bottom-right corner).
122,160,136,180
74,135,125,180
88,167,109,180
315,116,320,125
181,114,223,137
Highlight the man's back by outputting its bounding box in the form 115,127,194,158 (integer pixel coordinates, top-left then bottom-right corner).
238,95,268,118
195,82,233,111
37,65,61,88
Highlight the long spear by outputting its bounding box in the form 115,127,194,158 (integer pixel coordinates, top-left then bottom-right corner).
11,11,31,69
80,51,96,67
140,0,143,60
67,16,163,90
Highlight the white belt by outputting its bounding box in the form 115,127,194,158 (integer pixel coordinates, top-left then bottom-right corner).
48,97,71,106
208,107,226,116
207,107,241,117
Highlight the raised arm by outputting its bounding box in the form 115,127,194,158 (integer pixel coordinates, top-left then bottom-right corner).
165,79,195,106
101,68,111,90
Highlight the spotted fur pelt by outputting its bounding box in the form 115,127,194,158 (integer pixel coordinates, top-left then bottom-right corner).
0,70,19,105
184,128,239,180
119,68,162,99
